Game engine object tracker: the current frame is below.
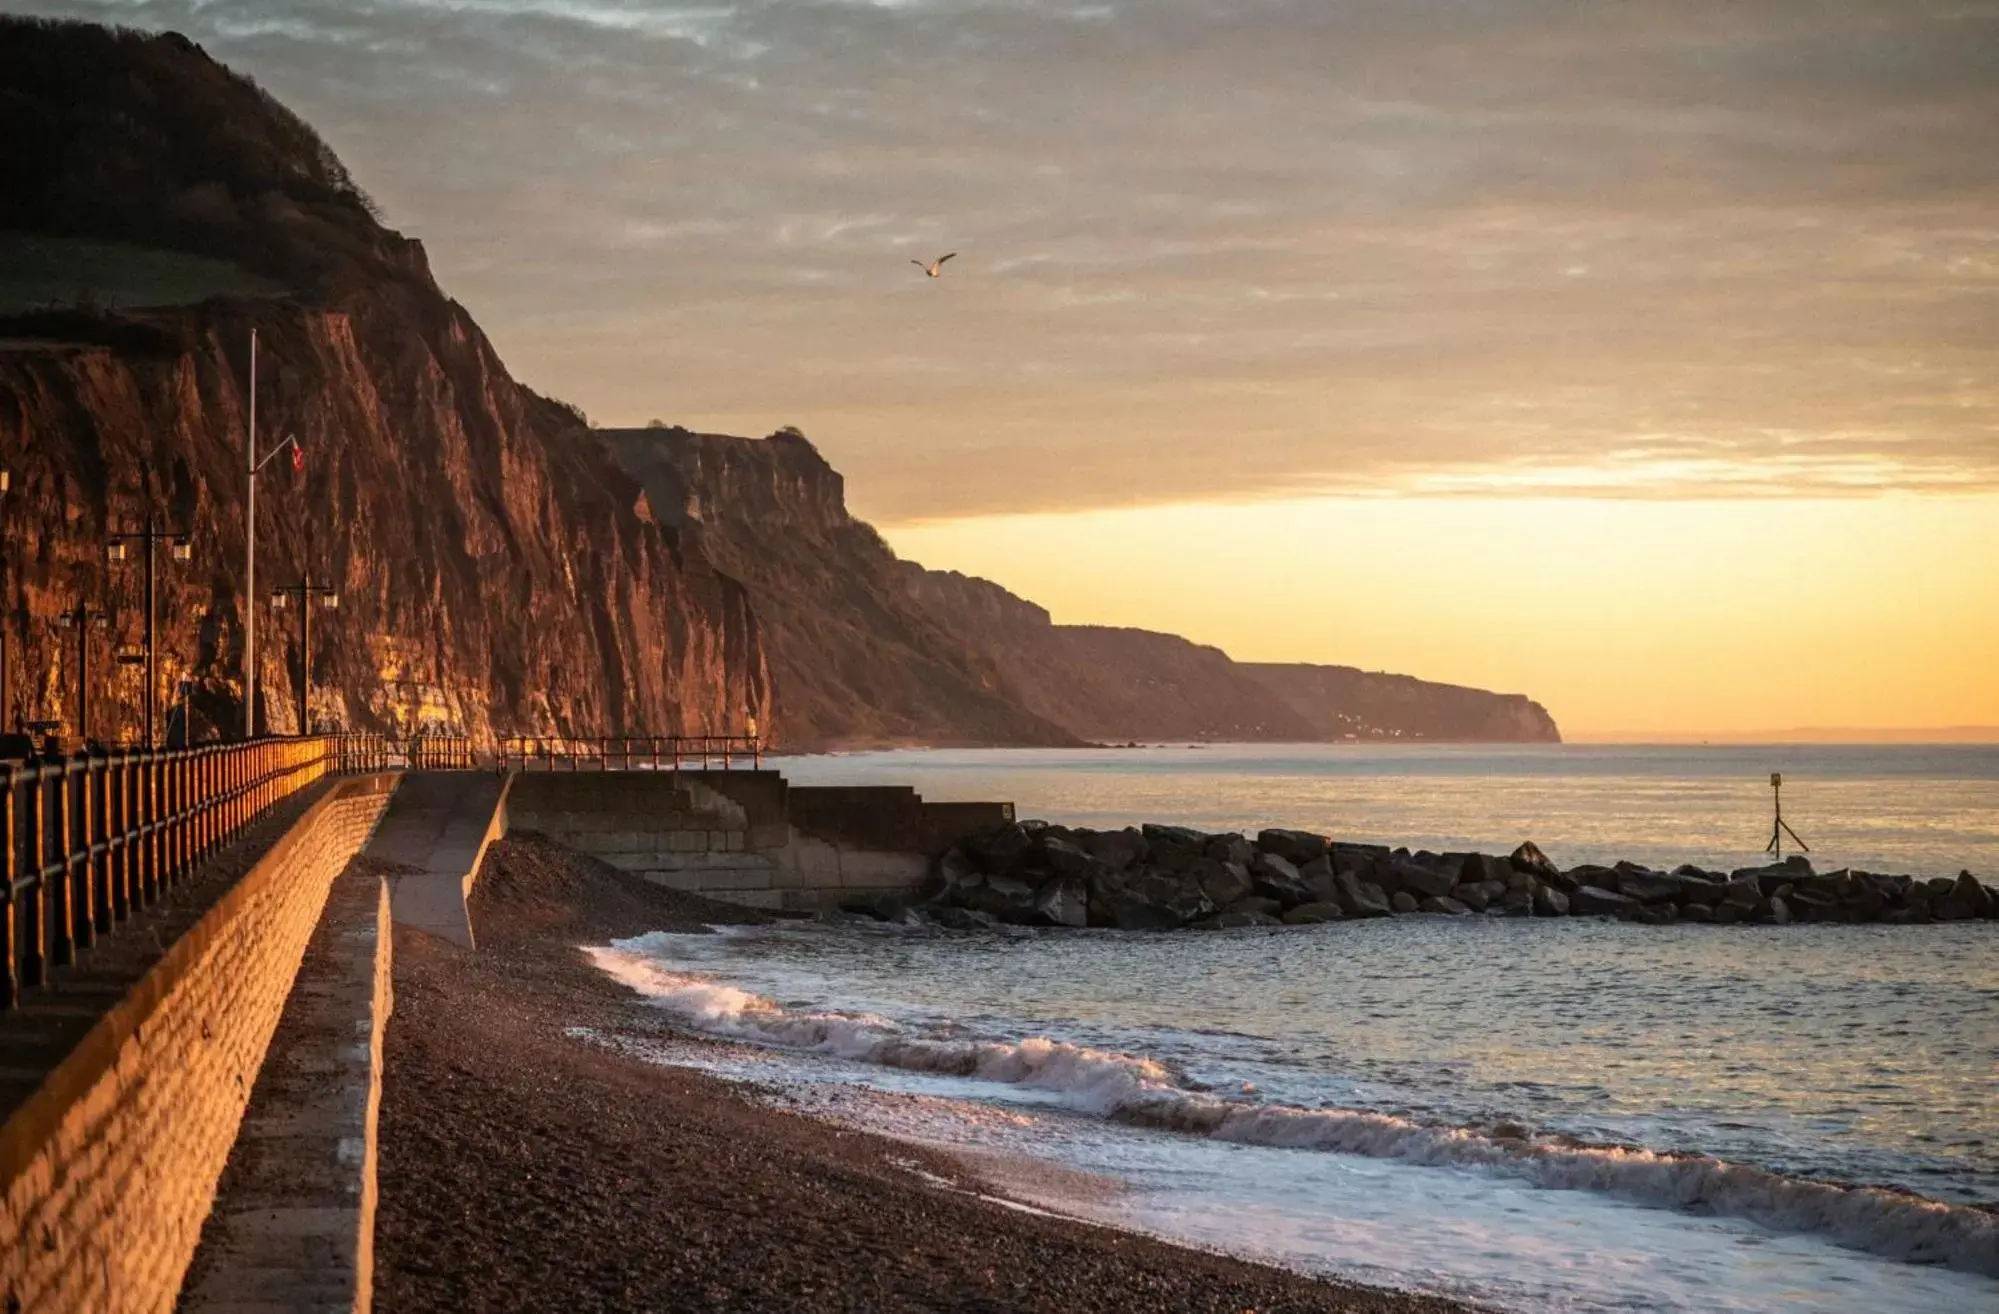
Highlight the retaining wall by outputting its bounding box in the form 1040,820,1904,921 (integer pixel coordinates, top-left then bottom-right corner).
504,771,1011,911
0,774,397,1314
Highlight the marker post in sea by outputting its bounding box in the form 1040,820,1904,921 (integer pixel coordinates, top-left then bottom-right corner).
1766,772,1810,859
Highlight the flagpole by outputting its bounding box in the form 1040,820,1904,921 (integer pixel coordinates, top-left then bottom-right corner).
245,329,258,740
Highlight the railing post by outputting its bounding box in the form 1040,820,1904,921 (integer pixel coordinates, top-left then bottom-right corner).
1,770,17,1008
51,761,77,965
87,755,110,935
21,770,46,989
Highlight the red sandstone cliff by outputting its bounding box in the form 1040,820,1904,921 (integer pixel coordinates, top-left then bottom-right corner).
601,427,1562,746
1,19,1558,751
600,427,1077,748
0,20,769,744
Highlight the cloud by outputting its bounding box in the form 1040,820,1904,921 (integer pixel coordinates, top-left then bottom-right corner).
14,0,1999,518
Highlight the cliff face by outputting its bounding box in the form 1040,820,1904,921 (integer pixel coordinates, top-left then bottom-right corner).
896,568,1314,742
0,20,769,744
1,18,1558,752
1241,663,1562,743
604,426,1562,747
899,566,1562,744
599,427,1076,748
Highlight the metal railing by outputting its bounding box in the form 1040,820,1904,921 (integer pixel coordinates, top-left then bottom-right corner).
409,734,475,771
2,733,387,1009
498,735,763,772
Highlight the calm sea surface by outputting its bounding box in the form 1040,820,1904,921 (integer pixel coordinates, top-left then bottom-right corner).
779,742,1999,878
593,745,1999,1312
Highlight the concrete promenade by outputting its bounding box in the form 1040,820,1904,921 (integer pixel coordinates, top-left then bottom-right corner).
363,772,512,948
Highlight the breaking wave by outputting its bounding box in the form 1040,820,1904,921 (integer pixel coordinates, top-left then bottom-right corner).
587,943,1999,1277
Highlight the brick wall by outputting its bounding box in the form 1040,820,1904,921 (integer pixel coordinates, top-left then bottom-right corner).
0,775,397,1314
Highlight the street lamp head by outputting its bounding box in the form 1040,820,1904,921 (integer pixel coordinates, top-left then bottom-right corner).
56,613,73,630
172,538,193,562
107,541,129,562
322,592,341,610
0,468,10,493
271,591,289,609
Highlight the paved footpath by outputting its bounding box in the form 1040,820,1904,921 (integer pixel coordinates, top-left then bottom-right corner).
363,771,511,947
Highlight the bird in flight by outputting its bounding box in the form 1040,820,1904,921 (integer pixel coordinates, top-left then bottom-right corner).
912,253,957,279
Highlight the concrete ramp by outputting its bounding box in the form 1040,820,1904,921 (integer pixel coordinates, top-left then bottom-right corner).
364,771,512,947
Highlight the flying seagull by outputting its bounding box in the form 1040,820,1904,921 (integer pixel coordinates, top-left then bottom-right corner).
912,253,957,279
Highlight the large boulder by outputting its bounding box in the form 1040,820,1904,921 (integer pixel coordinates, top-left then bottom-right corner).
1041,836,1106,882
1296,855,1338,902
1570,885,1638,917
965,822,1035,875
1532,885,1570,917
1142,823,1209,851
1626,902,1679,926
1509,841,1560,880
1417,895,1472,916
1615,868,1684,906
1251,853,1316,908
1030,877,1089,928
1333,871,1393,918
937,847,979,897
1675,874,1727,906
1078,827,1148,872
1766,895,1793,924
1226,896,1285,919
1329,842,1387,875
1378,859,1458,901
1257,828,1331,865
1459,853,1513,887
1735,855,1815,896
1199,860,1255,909
1390,891,1419,914
962,873,1040,922
1568,865,1619,891
1282,901,1345,925
1952,871,1994,919
1450,882,1491,912
1205,832,1254,867
1720,878,1764,918
1497,889,1535,916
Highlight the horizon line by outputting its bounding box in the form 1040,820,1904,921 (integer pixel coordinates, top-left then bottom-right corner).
1566,726,1999,745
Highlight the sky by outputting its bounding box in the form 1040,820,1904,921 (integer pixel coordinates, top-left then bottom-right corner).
14,0,1999,735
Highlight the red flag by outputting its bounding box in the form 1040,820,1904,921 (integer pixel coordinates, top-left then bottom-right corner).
292,442,305,473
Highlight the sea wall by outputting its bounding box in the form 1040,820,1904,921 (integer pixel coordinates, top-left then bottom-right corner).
180,855,397,1313
0,774,396,1314
504,771,1012,911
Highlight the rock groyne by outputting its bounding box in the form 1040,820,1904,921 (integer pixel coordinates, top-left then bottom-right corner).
903,821,1997,931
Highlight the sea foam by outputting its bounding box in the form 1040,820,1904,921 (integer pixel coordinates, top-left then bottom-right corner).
587,942,1999,1277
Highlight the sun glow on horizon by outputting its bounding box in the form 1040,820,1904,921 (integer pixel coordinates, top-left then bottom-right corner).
882,492,1999,739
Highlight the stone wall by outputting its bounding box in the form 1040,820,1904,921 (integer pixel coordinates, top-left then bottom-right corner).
504,770,1011,911
0,774,397,1314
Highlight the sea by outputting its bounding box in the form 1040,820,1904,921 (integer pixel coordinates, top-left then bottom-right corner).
588,744,1999,1312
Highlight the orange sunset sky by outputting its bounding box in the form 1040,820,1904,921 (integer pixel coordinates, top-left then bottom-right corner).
26,0,1998,738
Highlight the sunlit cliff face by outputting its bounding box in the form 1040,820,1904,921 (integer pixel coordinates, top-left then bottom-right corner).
22,0,1999,734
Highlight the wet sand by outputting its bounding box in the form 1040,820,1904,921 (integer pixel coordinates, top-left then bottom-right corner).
372,834,1475,1313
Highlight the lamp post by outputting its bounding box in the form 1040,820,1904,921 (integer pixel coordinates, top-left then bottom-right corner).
1,466,11,731
270,571,338,736
107,514,192,748
243,328,300,741
54,602,110,744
